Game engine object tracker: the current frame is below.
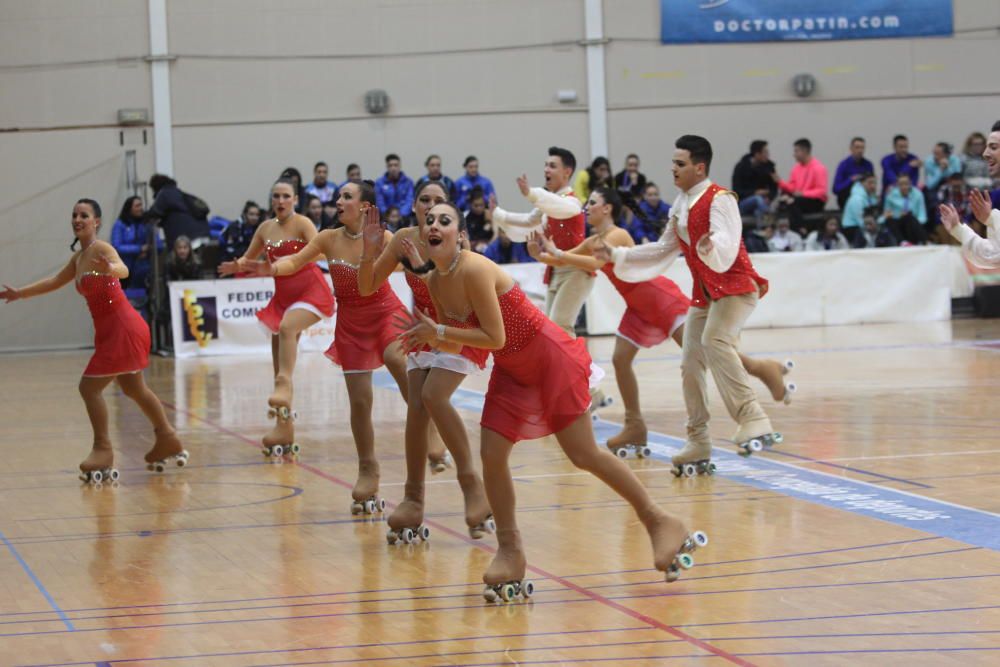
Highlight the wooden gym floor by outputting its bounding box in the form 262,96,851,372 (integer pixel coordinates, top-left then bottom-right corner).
1,319,999,666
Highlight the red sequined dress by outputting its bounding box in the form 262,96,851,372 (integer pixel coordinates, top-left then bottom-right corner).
325,260,408,371
406,270,488,370
256,239,335,334
76,272,150,377
600,264,690,348
442,284,591,443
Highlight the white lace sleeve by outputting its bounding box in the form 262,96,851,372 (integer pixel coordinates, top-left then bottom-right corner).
492,205,544,242
952,210,1000,268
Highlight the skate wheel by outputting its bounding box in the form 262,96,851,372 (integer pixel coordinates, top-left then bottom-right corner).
600,396,614,408
772,432,784,444
677,553,694,570
786,382,797,394
521,580,534,599
748,439,763,453
616,448,628,459
640,446,651,458
377,498,386,512
707,462,717,475
109,469,120,482
665,568,680,583
273,445,284,457
591,413,599,422
682,463,696,478
267,408,277,419
176,452,188,467
401,527,414,544
419,526,430,541
691,531,709,548
291,410,298,420
486,517,496,533
350,502,363,515
154,463,165,473
146,463,155,471
483,587,498,603
783,359,795,371
500,583,516,602
288,443,300,455
386,529,398,545
91,470,103,484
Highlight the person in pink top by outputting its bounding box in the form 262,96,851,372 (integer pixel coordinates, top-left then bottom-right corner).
774,138,829,234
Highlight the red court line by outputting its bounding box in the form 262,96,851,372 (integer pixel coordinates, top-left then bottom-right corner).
161,401,755,667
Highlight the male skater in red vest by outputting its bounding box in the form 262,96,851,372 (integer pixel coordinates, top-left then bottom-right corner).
597,135,780,471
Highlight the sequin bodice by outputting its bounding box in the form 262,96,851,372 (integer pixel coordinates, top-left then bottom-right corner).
264,238,307,264
442,284,543,358
405,270,434,316
76,272,129,318
330,260,392,306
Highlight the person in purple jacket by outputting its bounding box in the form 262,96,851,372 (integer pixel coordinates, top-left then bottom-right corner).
832,137,874,209
880,134,921,194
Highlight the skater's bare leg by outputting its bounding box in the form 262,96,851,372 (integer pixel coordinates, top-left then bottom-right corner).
78,375,116,470
117,372,185,462
480,428,525,584
344,371,380,504
607,337,647,451
272,309,318,406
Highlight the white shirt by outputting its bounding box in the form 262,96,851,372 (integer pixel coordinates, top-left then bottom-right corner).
610,178,742,282
492,186,582,242
950,210,1000,268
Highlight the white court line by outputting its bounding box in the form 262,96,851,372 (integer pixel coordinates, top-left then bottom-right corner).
380,467,678,487
816,448,1000,463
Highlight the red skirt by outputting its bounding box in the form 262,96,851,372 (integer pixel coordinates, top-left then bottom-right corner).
618,278,690,348
325,293,409,372
256,265,335,334
481,319,592,443
84,304,151,377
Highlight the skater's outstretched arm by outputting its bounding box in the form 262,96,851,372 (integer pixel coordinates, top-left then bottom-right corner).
1,254,77,302
943,194,1000,268
533,228,633,272
218,219,270,276
270,230,331,277
601,219,681,282
359,207,405,295
90,241,129,280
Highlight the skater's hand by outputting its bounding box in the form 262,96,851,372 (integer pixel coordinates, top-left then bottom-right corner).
93,254,116,271
526,231,544,260
395,308,437,352
0,284,20,303
592,238,612,264
696,231,715,257
217,259,242,276
399,237,427,268
970,188,993,224
486,193,497,216
939,203,961,231
516,174,531,197
362,204,386,256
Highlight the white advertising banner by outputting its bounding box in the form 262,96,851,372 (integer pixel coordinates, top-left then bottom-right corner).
168,273,413,358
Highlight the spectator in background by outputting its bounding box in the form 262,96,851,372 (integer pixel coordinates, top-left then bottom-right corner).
924,142,962,192
573,156,612,202
220,200,262,267
342,163,362,188
767,217,804,252
775,138,828,231
165,235,202,281
279,167,306,212
416,154,456,200
805,217,850,251
881,134,921,193
111,195,163,296
375,153,415,218
483,227,534,264
732,139,777,221
840,173,879,244
321,198,341,230
454,155,496,210
880,173,927,245
146,173,210,247
304,161,338,204
832,137,874,209
383,205,403,232
628,182,670,243
937,172,969,222
854,214,898,249
743,224,771,253
614,153,647,199
961,131,992,191
303,194,328,231
463,188,494,252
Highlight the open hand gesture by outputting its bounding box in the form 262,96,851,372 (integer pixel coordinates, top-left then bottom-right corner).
970,188,993,224
516,174,531,197
395,308,437,353
0,284,20,303
399,237,427,269
592,238,612,264
362,204,386,257
939,203,961,232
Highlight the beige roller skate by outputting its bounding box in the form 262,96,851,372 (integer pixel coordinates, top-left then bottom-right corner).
742,356,796,405
145,428,189,473
427,450,453,475
351,460,385,515
671,440,716,477
641,508,709,583
268,374,293,414
79,443,119,485
588,387,614,420
261,408,299,458
386,482,428,544
482,529,533,603
605,415,651,460
459,472,495,539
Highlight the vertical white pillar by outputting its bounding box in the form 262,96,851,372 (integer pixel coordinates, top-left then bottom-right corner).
584,0,609,159
148,0,174,175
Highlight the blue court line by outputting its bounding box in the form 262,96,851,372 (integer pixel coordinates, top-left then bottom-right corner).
0,528,74,631
372,372,1000,553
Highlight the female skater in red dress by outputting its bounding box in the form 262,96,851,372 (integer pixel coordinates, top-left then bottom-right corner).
358,180,493,543
528,186,794,470
219,179,335,457
264,181,409,515
399,202,707,602
1,199,188,483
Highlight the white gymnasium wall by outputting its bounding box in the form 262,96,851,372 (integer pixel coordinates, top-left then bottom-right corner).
1,0,997,350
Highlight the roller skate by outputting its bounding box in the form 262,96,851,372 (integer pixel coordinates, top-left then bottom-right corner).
267,374,293,414
350,460,385,515
588,387,613,421
79,444,119,485
386,484,429,544
145,428,189,473
427,450,453,475
735,431,783,457
262,405,299,459
482,529,533,603
605,415,651,459
459,472,495,539
641,508,708,583
671,440,716,477
744,356,796,405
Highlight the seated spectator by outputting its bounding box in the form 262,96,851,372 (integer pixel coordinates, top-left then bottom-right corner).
805,217,850,251
937,172,970,221
833,137,874,209
732,139,777,221
464,188,494,252
279,167,306,212
573,156,612,202
854,214,898,249
416,154,456,200
342,163,362,188
383,206,404,232
767,217,804,252
840,173,879,244
321,198,341,230
111,195,163,298
220,200,262,268
743,225,770,253
614,153,647,199
483,227,534,264
303,194,328,231
880,174,927,245
146,173,210,247
165,236,202,281
881,134,921,194
628,182,670,243
924,142,962,192
454,155,496,210
961,131,992,191
304,161,338,204
375,153,415,218
775,138,828,232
